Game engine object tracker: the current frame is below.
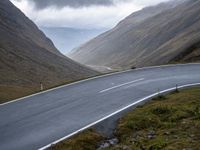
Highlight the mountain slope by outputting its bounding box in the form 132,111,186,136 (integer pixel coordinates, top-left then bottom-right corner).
69,0,200,71
0,0,97,102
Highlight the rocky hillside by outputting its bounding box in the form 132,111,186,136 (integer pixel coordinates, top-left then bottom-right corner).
69,0,200,71
0,0,97,102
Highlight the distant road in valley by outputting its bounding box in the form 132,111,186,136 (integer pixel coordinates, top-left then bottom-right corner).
0,64,200,150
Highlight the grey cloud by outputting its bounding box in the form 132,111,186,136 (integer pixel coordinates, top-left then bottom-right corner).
26,0,115,9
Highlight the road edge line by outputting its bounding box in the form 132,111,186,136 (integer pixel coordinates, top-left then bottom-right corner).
38,82,200,150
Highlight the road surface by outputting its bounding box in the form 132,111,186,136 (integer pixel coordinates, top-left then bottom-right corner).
0,64,200,150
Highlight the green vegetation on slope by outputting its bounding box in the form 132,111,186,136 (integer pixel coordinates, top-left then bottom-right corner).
49,129,104,150
110,88,200,150
50,87,200,150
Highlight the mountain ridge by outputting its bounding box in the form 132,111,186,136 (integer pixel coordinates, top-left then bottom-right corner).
69,0,200,71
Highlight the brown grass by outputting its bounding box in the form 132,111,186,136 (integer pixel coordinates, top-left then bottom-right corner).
49,129,104,150
0,85,38,104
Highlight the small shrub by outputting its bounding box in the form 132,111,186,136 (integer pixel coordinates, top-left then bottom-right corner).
153,95,167,101
151,105,174,115
50,129,103,150
169,110,190,122
193,105,200,119
121,116,160,131
149,139,167,150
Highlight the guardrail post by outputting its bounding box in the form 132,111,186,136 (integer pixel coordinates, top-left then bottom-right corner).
175,84,179,93
40,82,44,91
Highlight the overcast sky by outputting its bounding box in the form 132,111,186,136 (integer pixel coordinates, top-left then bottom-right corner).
10,0,171,29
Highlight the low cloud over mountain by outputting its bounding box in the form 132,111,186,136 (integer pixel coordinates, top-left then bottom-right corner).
14,0,114,9
10,0,172,29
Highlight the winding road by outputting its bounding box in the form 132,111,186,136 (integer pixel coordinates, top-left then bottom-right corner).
0,64,200,150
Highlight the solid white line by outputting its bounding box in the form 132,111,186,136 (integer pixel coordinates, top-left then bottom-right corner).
38,82,200,150
1,63,200,106
100,78,144,93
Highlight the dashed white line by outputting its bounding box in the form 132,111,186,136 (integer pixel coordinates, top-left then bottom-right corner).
99,78,144,93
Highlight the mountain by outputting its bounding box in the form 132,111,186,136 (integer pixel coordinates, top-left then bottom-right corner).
0,0,97,102
69,0,200,71
41,27,107,54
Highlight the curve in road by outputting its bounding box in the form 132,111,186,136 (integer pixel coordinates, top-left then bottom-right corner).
0,64,200,150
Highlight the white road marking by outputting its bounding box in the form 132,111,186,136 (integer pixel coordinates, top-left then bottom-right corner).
38,83,200,150
100,78,144,93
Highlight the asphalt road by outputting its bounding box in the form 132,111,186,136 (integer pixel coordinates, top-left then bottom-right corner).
0,64,200,150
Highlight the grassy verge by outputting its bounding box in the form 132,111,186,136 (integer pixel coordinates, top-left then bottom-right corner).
0,85,38,104
107,88,200,150
0,69,121,104
50,87,200,150
49,129,104,150
0,75,101,104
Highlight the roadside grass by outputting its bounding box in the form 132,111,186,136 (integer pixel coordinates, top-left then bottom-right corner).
0,74,101,104
50,87,200,150
107,87,200,150
0,85,38,104
0,69,123,104
49,129,104,150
